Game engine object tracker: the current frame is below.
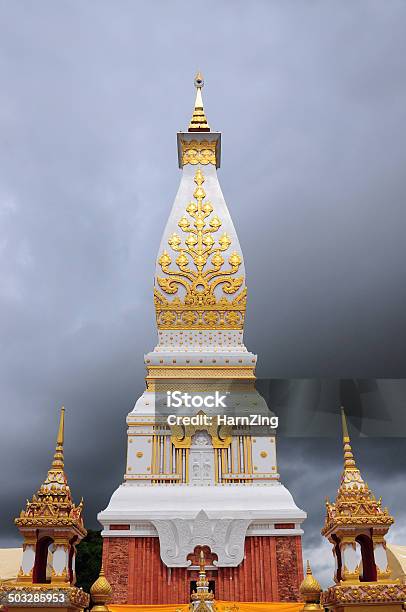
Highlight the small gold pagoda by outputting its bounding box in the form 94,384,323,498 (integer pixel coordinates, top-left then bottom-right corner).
321,409,406,612
190,551,217,612
299,561,322,611
90,565,112,612
0,407,89,611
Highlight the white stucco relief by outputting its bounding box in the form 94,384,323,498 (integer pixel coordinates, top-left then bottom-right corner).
151,510,250,568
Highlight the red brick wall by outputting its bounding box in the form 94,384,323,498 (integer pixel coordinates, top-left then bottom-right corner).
102,535,303,605
275,536,303,601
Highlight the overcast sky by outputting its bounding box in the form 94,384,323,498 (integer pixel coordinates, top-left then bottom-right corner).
1,0,406,590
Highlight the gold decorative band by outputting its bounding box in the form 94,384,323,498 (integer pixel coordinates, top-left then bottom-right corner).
181,140,216,166
321,583,406,606
145,380,256,392
155,304,245,330
146,365,256,380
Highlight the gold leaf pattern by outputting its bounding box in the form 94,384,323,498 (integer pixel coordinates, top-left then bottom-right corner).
155,168,246,329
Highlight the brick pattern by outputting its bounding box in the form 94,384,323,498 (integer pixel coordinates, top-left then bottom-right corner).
102,535,303,604
102,537,130,604
275,536,303,601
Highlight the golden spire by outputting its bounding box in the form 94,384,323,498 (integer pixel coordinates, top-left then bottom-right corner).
188,72,210,132
52,406,65,470
332,407,365,498
341,407,357,471
299,561,322,611
90,565,113,612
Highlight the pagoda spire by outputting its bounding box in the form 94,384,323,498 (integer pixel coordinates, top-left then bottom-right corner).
340,407,364,488
188,72,210,132
51,405,65,470
322,407,393,537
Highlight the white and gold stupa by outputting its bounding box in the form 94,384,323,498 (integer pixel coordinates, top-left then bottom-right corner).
98,74,306,606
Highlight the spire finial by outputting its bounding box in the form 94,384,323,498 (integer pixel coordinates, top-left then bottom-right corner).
341,407,356,470
52,406,65,470
199,549,206,573
194,71,204,88
188,72,210,132
341,406,349,441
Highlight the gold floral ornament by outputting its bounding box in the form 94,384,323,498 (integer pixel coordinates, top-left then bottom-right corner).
155,168,246,330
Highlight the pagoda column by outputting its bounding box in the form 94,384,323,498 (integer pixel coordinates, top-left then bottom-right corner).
52,533,72,584
19,530,37,582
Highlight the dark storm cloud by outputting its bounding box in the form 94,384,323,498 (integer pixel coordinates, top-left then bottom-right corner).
1,0,406,586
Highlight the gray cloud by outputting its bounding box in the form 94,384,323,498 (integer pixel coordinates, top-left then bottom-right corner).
1,0,406,587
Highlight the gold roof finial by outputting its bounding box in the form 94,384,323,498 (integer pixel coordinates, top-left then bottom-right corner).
299,561,322,610
188,72,210,132
341,407,356,471
90,564,113,612
52,406,65,470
